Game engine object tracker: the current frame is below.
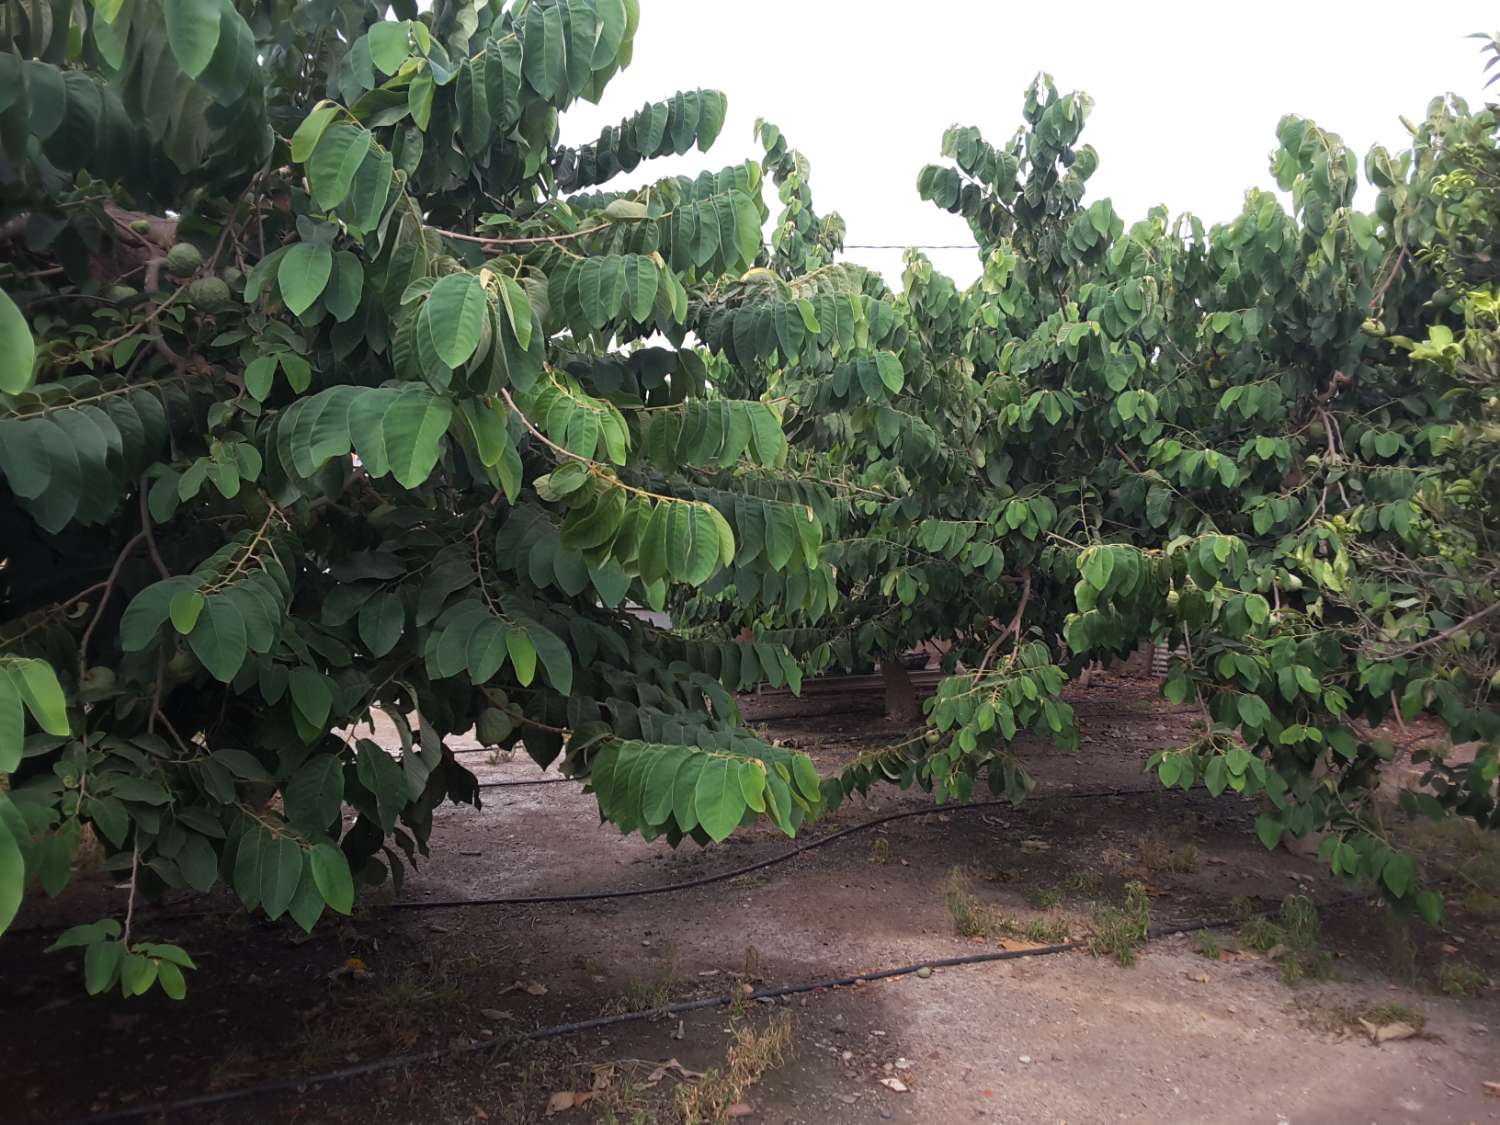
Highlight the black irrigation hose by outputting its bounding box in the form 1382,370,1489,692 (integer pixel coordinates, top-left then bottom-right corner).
66,885,1381,1125
2,785,1184,936
476,777,571,788
385,785,1171,912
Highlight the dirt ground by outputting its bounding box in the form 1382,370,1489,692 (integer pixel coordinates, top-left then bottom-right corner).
4,673,1499,1125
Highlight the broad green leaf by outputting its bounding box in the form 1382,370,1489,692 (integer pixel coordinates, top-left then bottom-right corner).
1381,851,1415,898
693,758,743,842
382,384,452,488
0,674,21,773
259,833,304,920
0,289,35,394
288,666,332,729
164,0,221,78
307,123,373,211
291,103,339,164
310,842,354,914
506,629,537,686
278,242,334,317
0,793,24,933
187,598,248,684
368,21,411,74
358,593,404,657
169,589,205,634
7,659,69,736
422,273,488,369
285,756,344,830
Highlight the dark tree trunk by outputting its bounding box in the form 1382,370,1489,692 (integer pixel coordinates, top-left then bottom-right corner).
881,657,923,723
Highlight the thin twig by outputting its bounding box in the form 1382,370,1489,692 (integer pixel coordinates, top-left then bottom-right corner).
138,479,170,579
78,531,146,687
122,847,140,946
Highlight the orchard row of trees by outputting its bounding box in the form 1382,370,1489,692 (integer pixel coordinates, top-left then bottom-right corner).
0,1,1495,997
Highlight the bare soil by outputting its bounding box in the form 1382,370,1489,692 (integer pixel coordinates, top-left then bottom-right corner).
3,673,1498,1125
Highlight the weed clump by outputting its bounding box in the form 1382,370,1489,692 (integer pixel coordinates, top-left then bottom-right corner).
1089,880,1150,966
676,1013,794,1124
1064,868,1102,894
1025,886,1062,909
1137,829,1200,874
1437,960,1489,997
1238,893,1332,984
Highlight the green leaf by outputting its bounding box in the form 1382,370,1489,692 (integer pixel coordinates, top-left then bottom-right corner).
382,384,452,488
278,242,334,317
0,674,21,774
285,755,344,830
368,21,411,74
169,589,205,634
498,276,533,350
325,252,364,322
120,951,159,997
7,658,70,736
1381,852,1415,898
422,273,489,369
84,938,123,995
529,626,573,695
187,598,248,684
1254,814,1282,851
1414,889,1443,925
307,124,373,212
506,629,537,686
693,758,743,843
164,0,222,78
356,741,407,831
0,289,36,394
358,593,405,657
0,793,24,933
156,960,188,1000
290,102,340,163
288,666,332,729
310,842,354,914
259,833,304,921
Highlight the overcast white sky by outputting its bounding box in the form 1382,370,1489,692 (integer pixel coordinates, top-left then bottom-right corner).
560,0,1498,286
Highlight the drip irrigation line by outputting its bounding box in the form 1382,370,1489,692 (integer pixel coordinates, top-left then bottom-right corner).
476,777,572,788
64,886,1380,1125
385,785,1172,912
3,784,1176,937
843,243,979,250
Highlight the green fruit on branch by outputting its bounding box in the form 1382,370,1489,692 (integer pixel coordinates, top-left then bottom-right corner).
186,277,231,311
165,242,202,276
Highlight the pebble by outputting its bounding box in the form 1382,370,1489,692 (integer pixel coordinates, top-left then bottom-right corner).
841,1050,854,1061
1019,1055,1032,1065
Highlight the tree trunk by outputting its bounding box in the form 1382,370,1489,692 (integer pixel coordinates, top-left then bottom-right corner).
881,658,924,723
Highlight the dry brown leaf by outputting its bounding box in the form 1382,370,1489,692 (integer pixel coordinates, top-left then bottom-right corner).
543,1091,594,1116
878,1077,909,1092
524,981,549,996
1482,1080,1500,1098
996,937,1049,952
726,1103,754,1117
1185,972,1210,984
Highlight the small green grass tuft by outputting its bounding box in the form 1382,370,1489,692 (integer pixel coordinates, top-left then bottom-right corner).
1437,960,1489,997
1025,886,1062,909
1089,880,1150,966
1023,915,1073,944
870,837,893,865
1064,868,1102,894
1137,829,1201,874
1238,893,1332,985
1195,930,1221,960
